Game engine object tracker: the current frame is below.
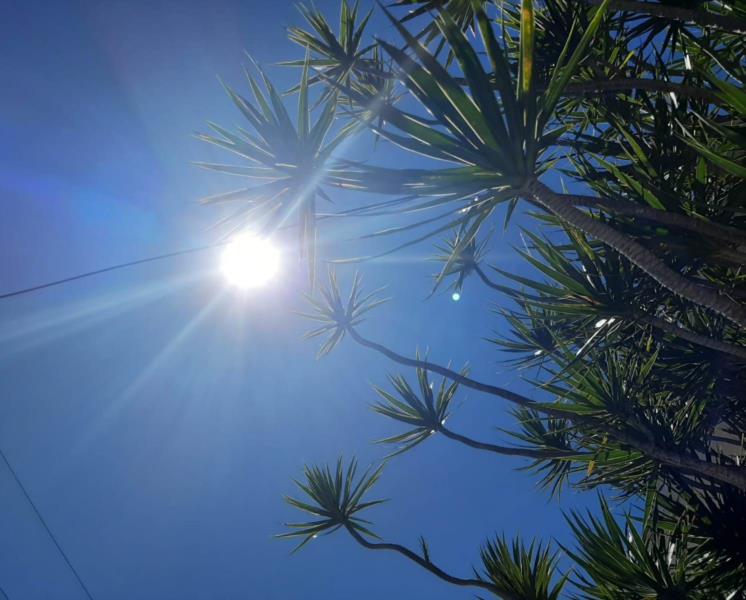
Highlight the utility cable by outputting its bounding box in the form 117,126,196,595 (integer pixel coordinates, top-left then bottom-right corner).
0,242,226,301
0,445,94,600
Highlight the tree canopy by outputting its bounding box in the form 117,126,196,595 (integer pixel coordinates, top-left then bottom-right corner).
199,1,746,597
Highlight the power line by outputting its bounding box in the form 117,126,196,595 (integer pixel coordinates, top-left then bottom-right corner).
0,583,9,599
0,242,226,301
0,445,94,600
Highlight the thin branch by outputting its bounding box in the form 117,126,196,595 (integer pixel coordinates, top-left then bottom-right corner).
347,328,746,491
713,246,746,268
562,78,723,105
474,265,746,361
453,77,726,106
564,193,746,249
348,328,543,411
475,265,506,293
589,0,746,34
344,525,515,599
634,311,746,361
439,425,579,459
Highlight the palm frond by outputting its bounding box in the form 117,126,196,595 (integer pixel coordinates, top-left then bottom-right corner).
479,535,567,600
566,495,742,598
282,0,376,103
299,268,388,357
431,229,490,292
372,364,464,456
198,56,359,284
278,457,386,552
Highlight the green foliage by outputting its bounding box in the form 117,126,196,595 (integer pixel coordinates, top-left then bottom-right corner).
480,536,567,600
281,0,375,100
372,366,462,456
196,56,358,283
197,0,746,597
278,458,386,551
299,269,388,356
566,497,744,599
432,229,490,292
506,407,577,497
656,482,746,576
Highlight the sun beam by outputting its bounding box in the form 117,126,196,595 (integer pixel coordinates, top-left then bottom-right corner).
220,235,280,289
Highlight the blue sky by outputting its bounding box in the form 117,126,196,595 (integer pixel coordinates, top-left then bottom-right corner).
0,1,596,598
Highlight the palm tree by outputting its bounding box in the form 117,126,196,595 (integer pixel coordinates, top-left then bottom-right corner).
328,2,746,326
279,458,568,600
299,269,746,492
195,0,746,596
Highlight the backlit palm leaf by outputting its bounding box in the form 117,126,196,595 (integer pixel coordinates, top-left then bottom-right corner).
278,457,386,552
432,229,490,292
282,0,376,103
479,536,567,600
299,268,388,357
390,0,491,63
372,365,464,456
566,496,741,599
326,1,609,288
197,56,358,284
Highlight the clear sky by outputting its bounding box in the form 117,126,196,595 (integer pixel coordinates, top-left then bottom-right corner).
0,1,596,598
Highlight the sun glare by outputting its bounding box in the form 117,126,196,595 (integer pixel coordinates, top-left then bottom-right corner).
221,235,280,289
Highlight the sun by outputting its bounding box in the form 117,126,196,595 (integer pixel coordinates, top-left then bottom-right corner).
220,235,280,289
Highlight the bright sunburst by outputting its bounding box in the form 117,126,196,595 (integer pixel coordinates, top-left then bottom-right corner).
220,235,280,289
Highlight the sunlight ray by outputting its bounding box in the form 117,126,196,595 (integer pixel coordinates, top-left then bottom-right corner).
0,271,206,360
68,292,225,456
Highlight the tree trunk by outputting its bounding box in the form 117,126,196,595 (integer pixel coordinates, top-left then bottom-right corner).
526,179,746,328
633,311,746,361
565,193,746,248
616,430,746,491
588,0,746,34
563,78,722,105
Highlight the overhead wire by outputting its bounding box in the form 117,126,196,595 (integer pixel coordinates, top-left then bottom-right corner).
0,445,94,599
0,7,434,600
0,6,437,305
0,242,227,301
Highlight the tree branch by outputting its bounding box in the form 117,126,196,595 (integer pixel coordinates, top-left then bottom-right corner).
344,525,515,599
347,327,543,411
563,193,746,248
473,265,746,361
634,311,746,361
563,78,722,105
614,430,746,491
347,327,746,491
439,425,579,460
525,179,746,328
589,0,746,34
475,265,508,293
